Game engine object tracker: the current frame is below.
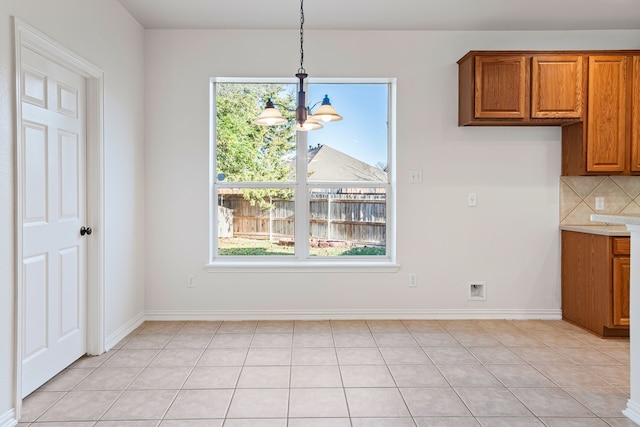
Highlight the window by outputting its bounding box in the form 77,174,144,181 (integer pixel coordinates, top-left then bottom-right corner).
209,78,396,270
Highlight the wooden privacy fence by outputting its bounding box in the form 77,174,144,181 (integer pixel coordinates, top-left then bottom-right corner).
218,193,386,245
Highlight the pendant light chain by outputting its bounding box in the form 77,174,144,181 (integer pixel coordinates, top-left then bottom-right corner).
254,0,341,128
298,0,305,74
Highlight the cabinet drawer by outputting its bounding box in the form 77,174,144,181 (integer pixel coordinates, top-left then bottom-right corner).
613,238,630,255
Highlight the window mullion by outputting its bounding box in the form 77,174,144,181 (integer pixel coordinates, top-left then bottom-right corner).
295,130,310,259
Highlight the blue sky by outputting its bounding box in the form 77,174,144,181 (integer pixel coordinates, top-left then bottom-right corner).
307,83,388,169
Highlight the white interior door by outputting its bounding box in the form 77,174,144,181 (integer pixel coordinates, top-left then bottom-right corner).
20,45,87,397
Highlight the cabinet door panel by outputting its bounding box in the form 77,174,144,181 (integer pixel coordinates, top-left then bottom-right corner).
631,56,640,172
531,56,584,119
613,256,630,327
587,56,627,173
475,56,527,119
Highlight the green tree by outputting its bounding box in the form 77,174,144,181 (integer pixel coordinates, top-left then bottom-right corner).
216,83,296,209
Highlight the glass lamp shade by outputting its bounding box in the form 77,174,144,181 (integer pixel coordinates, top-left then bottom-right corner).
293,116,323,131
310,95,343,122
254,102,287,126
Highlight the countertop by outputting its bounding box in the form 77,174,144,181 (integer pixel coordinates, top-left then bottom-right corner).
591,214,640,226
560,224,630,236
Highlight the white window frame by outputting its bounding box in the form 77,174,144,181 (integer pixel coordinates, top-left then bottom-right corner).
206,77,398,272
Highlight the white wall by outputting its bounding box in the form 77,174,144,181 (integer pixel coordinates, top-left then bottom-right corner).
144,29,640,318
0,0,145,421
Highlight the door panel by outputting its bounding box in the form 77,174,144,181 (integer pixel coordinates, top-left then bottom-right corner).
531,55,584,119
23,254,48,360
59,131,79,219
22,68,47,107
20,46,87,397
474,55,527,119
22,122,48,223
587,56,627,172
59,246,80,337
632,56,640,172
613,256,631,327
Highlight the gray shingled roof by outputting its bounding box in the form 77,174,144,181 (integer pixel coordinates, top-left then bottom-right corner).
304,144,387,182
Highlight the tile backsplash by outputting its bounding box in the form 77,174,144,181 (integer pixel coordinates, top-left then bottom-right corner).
560,176,640,225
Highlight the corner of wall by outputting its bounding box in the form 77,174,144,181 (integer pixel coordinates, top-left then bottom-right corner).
105,311,145,351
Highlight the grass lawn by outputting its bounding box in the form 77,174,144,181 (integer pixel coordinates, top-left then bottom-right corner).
218,238,385,256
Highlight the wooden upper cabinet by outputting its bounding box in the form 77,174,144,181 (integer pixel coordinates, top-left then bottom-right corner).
458,50,640,175
474,56,527,119
458,51,586,126
587,56,628,173
631,56,640,172
531,55,584,119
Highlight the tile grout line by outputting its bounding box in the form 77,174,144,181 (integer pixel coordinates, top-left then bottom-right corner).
21,319,633,426
158,322,220,422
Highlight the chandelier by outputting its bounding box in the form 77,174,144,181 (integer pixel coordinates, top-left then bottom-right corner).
254,0,342,131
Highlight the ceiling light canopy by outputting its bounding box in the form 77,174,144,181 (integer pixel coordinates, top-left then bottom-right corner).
254,0,342,131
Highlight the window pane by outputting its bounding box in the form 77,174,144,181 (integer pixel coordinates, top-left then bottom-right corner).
218,188,295,256
308,83,388,181
216,82,297,182
309,187,386,256
212,80,393,262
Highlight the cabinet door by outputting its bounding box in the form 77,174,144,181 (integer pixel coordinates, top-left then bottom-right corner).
531,56,584,119
587,56,628,173
612,256,630,326
631,56,640,172
475,56,527,119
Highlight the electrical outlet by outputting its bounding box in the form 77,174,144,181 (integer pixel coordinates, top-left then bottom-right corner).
408,273,417,287
595,196,605,211
409,170,423,183
187,275,195,288
468,192,477,207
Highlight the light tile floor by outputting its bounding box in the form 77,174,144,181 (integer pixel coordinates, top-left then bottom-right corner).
19,319,639,426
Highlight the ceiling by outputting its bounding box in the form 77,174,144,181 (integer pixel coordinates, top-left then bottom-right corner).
117,0,640,31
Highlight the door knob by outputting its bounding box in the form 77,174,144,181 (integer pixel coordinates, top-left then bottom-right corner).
80,226,92,236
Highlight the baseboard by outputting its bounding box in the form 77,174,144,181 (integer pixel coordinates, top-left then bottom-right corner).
105,311,145,350
144,308,562,321
0,409,16,427
622,399,640,425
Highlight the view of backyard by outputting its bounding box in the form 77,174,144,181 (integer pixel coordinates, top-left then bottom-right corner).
218,238,385,256
214,81,389,258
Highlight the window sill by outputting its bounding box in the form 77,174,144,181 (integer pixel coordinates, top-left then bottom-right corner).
205,260,400,273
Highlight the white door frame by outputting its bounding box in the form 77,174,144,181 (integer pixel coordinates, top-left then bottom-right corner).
13,17,105,417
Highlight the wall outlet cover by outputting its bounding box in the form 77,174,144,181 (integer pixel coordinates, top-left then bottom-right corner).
408,273,417,287
468,193,477,207
595,196,605,211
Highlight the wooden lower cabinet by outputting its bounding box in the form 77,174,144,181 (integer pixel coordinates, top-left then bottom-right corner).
561,230,630,337
612,256,630,327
